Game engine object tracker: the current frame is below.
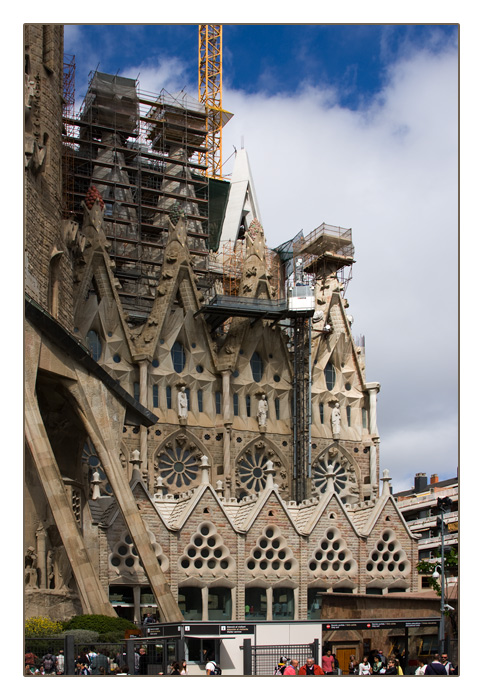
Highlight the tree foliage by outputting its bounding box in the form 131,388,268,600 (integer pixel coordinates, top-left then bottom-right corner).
416,548,458,598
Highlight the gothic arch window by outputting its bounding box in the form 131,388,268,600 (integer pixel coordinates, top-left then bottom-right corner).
171,341,186,373
250,351,264,382
86,329,102,362
324,361,336,391
156,438,200,490
82,438,112,496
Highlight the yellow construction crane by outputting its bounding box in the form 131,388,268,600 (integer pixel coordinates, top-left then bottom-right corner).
198,24,231,179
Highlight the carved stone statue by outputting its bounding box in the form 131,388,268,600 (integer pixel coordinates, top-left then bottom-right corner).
25,546,38,588
257,395,268,427
331,402,341,438
177,386,188,419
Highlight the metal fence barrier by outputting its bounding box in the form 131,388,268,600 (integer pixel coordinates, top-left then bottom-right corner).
243,639,319,676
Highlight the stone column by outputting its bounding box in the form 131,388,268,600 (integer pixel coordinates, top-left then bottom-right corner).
266,587,273,621
366,383,380,489
36,524,47,589
222,370,232,498
201,585,209,621
133,585,141,626
366,382,380,436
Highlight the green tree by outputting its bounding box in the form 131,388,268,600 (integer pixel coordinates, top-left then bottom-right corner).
416,548,458,598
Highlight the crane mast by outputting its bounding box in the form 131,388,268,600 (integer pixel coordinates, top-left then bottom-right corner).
198,24,224,179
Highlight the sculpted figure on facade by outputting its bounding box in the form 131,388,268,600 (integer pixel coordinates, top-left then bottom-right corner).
257,394,268,427
178,386,188,419
331,402,341,438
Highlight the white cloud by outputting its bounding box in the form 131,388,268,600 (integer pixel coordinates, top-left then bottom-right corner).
221,40,458,487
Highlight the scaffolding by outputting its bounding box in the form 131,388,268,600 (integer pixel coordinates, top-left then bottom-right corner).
63,72,219,325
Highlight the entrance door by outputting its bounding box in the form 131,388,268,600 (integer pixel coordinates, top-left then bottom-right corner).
336,647,357,675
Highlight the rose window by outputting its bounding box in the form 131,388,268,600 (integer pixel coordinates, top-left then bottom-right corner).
236,443,285,495
157,442,199,489
312,448,359,502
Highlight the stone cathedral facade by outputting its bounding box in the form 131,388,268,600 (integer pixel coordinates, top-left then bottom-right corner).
24,24,419,624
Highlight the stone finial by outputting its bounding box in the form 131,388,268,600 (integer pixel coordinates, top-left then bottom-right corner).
130,449,141,466
91,470,102,500
200,455,210,484
264,459,275,490
381,468,391,496
215,480,224,497
326,463,336,494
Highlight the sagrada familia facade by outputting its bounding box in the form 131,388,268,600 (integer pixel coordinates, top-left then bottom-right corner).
24,24,419,625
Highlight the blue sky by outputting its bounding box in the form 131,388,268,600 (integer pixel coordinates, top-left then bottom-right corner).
66,24,457,109
62,23,460,492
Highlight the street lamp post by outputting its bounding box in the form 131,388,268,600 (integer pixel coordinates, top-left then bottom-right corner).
436,496,452,656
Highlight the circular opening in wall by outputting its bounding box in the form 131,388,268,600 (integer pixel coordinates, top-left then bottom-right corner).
196,365,203,373
118,545,128,556
125,558,135,567
247,560,255,570
194,537,203,547
207,537,216,547
321,561,329,571
260,561,267,570
113,354,121,363
208,559,216,569
274,375,280,382
220,560,228,569
111,557,121,567
200,525,210,536
266,549,274,560
191,343,196,348
284,561,292,570
315,551,322,561
188,548,196,558
309,562,317,571
194,559,203,569
259,539,268,549
254,549,262,559
214,548,222,558
152,359,159,367
173,461,185,473
272,539,280,549
345,383,351,390
232,370,239,378
282,441,287,447
278,550,286,560
344,562,352,571
155,430,161,436
181,559,189,569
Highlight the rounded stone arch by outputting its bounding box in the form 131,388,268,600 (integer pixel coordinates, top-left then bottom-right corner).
312,442,361,503
154,430,210,494
234,437,288,498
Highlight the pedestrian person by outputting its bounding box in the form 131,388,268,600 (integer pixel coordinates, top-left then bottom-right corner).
321,648,335,675
205,656,221,675
424,653,447,675
358,656,372,675
170,661,181,675
90,649,109,675
56,649,65,675
385,657,398,675
283,659,299,675
414,658,427,675
441,653,455,674
298,657,323,675
180,659,188,675
372,654,384,675
138,647,148,675
348,655,358,674
274,655,289,675
42,650,56,675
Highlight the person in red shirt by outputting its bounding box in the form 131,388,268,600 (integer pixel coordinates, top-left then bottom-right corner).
321,648,335,674
283,659,299,675
298,657,324,675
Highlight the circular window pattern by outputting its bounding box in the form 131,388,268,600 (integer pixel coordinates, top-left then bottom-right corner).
245,525,298,577
366,529,410,579
312,448,359,503
179,522,234,576
236,444,285,495
308,527,357,579
157,441,200,490
109,529,168,574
